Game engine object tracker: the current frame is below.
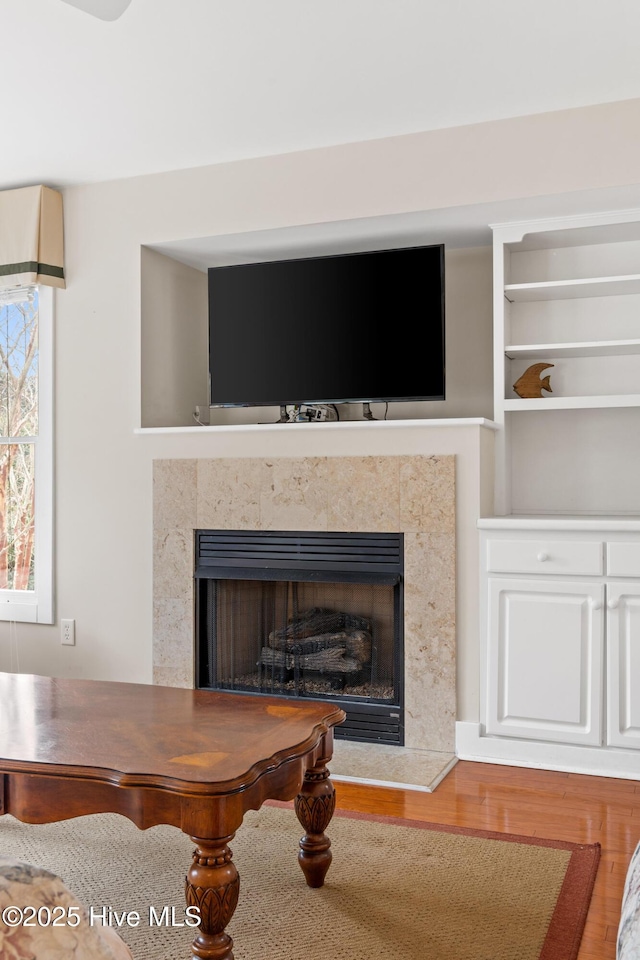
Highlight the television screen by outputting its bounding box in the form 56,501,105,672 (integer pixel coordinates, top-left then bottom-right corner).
208,243,445,407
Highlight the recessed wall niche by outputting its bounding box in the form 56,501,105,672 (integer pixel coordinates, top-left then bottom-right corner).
140,222,493,430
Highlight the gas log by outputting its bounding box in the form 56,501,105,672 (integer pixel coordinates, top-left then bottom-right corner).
261,608,373,675
268,607,371,643
259,646,362,674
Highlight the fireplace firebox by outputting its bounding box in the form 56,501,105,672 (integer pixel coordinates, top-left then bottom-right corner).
195,530,404,743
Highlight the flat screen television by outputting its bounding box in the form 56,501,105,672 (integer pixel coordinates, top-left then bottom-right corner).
208,243,445,408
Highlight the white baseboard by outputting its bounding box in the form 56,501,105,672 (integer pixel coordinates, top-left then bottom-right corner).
456,721,640,780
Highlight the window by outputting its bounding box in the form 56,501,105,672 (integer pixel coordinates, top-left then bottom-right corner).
0,285,53,622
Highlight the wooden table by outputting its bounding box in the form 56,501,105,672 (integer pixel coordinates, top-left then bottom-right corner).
0,672,345,959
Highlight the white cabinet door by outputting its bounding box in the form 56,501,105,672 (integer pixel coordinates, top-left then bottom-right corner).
486,578,604,745
606,581,640,749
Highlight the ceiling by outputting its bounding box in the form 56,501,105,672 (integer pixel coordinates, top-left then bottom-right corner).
3,0,640,193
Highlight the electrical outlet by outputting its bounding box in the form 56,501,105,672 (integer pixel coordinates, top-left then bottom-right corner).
61,618,75,646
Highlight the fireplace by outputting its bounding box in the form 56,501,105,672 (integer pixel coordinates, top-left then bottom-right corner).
194,530,404,743
153,453,456,753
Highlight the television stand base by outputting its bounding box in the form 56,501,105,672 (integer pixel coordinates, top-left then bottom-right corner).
270,405,339,424
362,402,380,421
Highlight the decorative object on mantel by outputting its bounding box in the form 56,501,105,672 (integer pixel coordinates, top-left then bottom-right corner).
513,362,554,399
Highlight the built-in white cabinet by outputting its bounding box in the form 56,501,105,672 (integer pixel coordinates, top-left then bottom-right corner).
463,207,640,780
486,577,603,746
471,522,640,780
606,581,640,750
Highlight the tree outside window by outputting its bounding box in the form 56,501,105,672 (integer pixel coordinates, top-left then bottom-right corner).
0,288,38,592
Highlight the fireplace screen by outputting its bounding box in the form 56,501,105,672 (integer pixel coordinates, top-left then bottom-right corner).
201,579,395,698
195,531,404,743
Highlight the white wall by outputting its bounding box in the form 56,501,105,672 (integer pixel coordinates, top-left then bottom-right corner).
141,248,208,427
5,96,640,722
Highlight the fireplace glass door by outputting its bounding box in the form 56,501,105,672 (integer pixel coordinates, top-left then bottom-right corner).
195,530,404,744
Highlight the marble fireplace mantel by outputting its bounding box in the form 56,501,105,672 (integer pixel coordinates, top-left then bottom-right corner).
153,454,456,752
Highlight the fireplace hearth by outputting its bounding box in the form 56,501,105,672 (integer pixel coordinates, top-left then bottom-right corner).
195,530,404,743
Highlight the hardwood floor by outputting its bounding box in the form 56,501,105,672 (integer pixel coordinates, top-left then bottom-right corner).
334,759,640,959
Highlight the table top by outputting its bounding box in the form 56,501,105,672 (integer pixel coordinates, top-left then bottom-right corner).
0,673,345,795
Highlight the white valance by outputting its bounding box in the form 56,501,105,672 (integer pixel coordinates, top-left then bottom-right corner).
0,185,65,290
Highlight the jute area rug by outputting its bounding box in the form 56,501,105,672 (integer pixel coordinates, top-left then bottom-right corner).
1,803,600,960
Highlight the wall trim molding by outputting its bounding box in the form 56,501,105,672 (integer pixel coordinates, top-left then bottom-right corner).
456,721,640,780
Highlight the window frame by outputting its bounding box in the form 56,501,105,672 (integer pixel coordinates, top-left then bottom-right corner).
0,284,53,623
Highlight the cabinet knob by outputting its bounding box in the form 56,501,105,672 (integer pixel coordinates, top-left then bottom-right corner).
591,600,603,610
536,552,549,562
608,598,620,610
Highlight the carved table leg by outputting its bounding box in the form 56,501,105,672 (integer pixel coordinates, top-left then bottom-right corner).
185,834,240,960
294,756,336,888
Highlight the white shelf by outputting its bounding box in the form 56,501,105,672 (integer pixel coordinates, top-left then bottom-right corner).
505,339,640,359
494,209,640,516
503,394,640,411
504,274,640,302
134,417,499,435
478,516,640,531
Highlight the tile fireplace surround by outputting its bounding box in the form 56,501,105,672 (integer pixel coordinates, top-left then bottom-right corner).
152,454,456,752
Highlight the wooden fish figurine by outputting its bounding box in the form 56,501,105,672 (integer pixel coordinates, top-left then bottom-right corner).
513,362,554,399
